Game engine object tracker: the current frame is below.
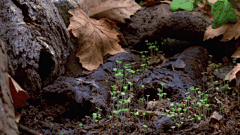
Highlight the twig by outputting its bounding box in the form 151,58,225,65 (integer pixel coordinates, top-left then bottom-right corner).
18,124,43,135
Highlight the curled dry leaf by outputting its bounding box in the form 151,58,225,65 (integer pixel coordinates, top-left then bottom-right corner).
8,74,30,123
209,111,223,123
224,63,240,82
232,47,240,58
80,0,141,23
68,8,127,71
203,24,230,41
9,74,29,110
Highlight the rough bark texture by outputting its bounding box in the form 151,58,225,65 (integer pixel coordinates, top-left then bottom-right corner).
0,39,19,135
0,0,73,101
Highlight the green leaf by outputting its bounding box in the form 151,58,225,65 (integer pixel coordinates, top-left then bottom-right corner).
104,53,109,56
211,0,237,29
170,0,194,12
139,1,147,6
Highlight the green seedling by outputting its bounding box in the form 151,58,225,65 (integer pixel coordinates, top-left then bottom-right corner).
143,124,148,134
171,126,176,132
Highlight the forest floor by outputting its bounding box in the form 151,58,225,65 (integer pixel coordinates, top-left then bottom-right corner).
18,51,240,135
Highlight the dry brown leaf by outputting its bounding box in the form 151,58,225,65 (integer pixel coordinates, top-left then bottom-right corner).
68,8,127,71
203,24,229,41
80,0,141,23
230,10,240,58
208,0,218,3
9,75,30,109
224,63,240,82
232,47,240,58
159,0,172,5
220,23,240,42
8,74,30,123
203,9,240,42
15,113,21,123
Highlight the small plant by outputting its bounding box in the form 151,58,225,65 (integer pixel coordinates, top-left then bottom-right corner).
161,82,165,90
104,53,109,56
190,86,197,97
232,58,237,64
183,108,187,117
157,88,164,110
167,98,171,102
139,0,147,6
108,115,113,125
116,60,122,69
148,110,152,120
85,116,90,126
77,123,83,133
171,126,176,133
143,124,148,134
217,101,221,114
176,122,183,134
73,35,240,135
92,113,98,126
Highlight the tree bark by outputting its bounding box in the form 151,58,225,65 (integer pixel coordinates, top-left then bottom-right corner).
0,0,73,102
0,39,19,135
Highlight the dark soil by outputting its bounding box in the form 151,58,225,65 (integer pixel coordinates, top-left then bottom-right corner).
18,49,240,135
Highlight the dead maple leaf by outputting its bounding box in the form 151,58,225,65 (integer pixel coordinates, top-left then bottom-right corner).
224,63,240,82
79,0,141,23
203,9,240,42
232,47,240,58
8,74,30,123
68,8,127,71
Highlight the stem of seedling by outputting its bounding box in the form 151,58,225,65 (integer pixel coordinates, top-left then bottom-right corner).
161,82,165,91
171,126,175,133
217,101,221,114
